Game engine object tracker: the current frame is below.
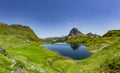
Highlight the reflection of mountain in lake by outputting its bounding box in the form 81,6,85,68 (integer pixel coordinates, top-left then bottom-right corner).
41,43,91,60
70,44,80,50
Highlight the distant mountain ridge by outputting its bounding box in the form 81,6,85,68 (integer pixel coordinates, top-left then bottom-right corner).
46,28,101,42
67,28,100,38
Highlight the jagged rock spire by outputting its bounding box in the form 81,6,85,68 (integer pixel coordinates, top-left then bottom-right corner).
68,28,83,37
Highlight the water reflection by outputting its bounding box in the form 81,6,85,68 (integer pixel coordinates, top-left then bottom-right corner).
70,44,80,50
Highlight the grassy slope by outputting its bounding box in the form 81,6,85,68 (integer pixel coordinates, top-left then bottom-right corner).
0,23,120,73
0,23,76,73
0,23,45,73
66,34,120,73
0,54,11,73
74,37,120,73
0,23,45,48
7,45,77,73
7,35,120,72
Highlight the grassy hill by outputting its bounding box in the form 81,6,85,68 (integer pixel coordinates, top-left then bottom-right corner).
0,22,44,48
103,30,120,37
0,22,47,73
0,23,119,73
0,22,40,41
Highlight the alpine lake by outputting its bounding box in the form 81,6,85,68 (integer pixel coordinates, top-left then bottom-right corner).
41,43,91,60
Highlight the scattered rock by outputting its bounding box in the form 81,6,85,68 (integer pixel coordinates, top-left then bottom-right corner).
14,67,26,73
0,48,6,56
11,59,16,68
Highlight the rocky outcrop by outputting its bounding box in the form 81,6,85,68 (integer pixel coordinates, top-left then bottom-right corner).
87,32,100,38
0,48,6,56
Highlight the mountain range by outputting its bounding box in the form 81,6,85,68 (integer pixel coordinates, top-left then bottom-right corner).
46,28,101,42
0,22,119,43
67,28,100,38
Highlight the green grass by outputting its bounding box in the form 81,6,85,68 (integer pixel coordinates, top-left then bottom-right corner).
5,36,119,73
0,23,119,73
75,42,120,73
65,36,120,73
103,30,120,37
0,36,119,73
0,23,46,72
0,54,12,73
6,45,78,73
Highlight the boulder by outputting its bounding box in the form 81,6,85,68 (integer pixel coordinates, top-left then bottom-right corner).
0,48,6,56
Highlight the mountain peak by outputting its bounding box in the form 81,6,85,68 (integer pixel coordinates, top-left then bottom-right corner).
68,28,83,37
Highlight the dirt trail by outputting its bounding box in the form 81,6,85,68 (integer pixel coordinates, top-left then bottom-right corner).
46,57,62,73
91,41,113,53
91,44,108,53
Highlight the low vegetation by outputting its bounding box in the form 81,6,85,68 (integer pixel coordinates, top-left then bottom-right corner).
0,23,119,73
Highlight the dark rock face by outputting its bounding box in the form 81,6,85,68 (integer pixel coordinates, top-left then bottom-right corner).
68,28,83,37
0,48,6,56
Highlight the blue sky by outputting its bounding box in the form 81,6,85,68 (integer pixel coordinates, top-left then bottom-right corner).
0,0,120,38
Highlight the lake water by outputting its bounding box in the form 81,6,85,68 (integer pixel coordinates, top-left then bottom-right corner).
41,43,91,60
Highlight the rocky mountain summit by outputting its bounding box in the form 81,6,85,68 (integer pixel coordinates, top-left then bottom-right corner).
68,28,83,37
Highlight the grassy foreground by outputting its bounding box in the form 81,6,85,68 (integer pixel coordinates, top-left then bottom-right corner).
1,44,77,73
0,36,119,73
0,23,119,73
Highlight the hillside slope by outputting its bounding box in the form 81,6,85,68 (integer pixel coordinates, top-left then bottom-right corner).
0,22,40,41
103,30,120,37
0,22,42,48
0,23,49,73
